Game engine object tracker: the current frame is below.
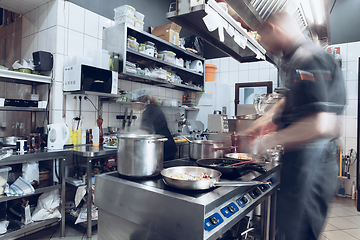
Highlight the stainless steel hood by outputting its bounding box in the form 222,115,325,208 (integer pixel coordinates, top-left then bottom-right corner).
167,0,330,65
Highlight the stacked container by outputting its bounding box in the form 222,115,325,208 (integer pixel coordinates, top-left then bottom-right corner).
114,5,145,31
114,5,136,25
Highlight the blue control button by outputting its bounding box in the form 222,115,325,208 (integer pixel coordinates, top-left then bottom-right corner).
220,202,239,218
204,213,224,231
237,195,250,207
267,178,276,186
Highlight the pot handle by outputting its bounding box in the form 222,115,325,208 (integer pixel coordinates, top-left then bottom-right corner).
211,146,234,152
211,180,267,187
148,138,168,143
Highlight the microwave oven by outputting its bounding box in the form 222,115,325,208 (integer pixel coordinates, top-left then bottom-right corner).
63,64,118,94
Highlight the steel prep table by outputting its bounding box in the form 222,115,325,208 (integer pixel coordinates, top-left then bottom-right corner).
95,158,281,240
0,148,69,240
0,145,118,240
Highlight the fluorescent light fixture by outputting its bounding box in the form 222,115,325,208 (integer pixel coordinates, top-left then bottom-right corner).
310,0,326,25
300,0,314,25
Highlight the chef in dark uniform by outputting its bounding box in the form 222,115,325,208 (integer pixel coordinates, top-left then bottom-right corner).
133,92,177,161
241,11,346,240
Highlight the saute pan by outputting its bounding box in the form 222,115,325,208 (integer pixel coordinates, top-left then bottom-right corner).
161,166,264,190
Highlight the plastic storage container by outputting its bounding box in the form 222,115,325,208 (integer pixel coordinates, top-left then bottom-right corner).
161,51,176,64
115,14,136,26
134,11,145,21
134,19,144,31
114,5,136,18
145,41,155,57
127,36,139,51
0,166,12,195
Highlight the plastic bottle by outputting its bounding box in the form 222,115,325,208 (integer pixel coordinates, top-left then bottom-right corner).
93,127,99,146
77,128,82,145
73,129,78,145
81,130,86,144
68,128,73,144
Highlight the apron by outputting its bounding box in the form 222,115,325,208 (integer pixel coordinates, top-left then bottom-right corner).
277,139,338,240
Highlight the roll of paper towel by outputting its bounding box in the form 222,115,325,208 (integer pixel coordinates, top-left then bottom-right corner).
190,60,203,73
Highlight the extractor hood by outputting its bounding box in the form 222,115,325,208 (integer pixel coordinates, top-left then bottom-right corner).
167,0,330,65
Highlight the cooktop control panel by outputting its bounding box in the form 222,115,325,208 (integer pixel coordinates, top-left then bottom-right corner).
204,174,279,238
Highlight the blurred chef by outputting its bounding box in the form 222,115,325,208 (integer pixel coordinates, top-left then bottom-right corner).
132,91,177,161
240,11,346,240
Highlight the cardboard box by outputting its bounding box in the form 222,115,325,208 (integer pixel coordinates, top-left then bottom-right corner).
151,22,182,46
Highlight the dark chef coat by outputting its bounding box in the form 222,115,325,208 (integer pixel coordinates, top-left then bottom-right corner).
273,40,346,240
141,104,177,161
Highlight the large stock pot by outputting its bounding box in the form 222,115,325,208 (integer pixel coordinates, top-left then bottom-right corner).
117,133,167,177
189,140,230,160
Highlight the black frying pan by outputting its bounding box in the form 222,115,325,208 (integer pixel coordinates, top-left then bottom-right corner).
196,158,267,177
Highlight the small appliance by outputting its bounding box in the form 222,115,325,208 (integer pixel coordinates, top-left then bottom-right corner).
207,113,229,133
63,64,118,94
32,51,54,71
189,60,203,73
47,123,69,150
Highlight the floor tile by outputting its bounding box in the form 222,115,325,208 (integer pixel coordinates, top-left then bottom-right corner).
323,222,338,231
51,223,86,238
322,230,358,240
342,215,360,226
328,206,358,217
326,217,359,229
344,228,360,239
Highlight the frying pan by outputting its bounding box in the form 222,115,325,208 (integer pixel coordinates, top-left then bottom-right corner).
196,158,267,178
161,166,265,190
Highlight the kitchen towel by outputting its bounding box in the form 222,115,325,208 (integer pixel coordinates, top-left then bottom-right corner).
4,176,35,196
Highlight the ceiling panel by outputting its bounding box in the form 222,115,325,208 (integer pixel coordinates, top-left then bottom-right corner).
0,0,51,15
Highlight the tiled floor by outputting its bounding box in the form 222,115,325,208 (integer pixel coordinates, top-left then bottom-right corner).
321,197,360,240
17,222,98,240
15,196,359,240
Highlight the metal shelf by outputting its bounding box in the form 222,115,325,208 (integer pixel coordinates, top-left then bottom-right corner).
0,218,59,240
0,69,52,85
0,184,61,203
103,23,205,92
166,0,278,64
119,72,203,92
127,49,204,77
0,106,46,112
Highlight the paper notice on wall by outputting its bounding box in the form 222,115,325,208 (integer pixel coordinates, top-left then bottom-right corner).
203,4,225,42
225,24,235,38
233,31,247,49
255,49,266,60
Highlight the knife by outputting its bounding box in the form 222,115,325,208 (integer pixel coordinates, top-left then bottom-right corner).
123,108,128,130
127,109,133,131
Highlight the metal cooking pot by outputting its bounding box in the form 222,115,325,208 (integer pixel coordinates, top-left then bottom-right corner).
117,133,168,178
189,140,230,160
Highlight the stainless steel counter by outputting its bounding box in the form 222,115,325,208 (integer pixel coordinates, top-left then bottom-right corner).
0,145,118,240
95,159,280,240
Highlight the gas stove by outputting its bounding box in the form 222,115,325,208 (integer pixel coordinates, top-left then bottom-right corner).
95,158,280,240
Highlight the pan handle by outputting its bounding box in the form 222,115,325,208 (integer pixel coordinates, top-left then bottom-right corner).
211,180,267,187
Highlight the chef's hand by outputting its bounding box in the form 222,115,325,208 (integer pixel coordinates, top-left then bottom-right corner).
250,133,276,155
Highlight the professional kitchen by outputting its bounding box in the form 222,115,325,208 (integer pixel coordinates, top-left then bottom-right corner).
0,0,358,240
